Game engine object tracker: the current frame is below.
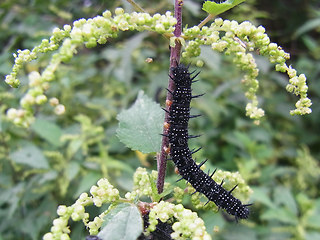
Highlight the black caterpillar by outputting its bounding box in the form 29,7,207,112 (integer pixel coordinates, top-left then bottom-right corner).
164,64,251,220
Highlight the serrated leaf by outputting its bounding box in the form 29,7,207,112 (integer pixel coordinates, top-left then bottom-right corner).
98,203,143,240
10,144,49,169
31,118,63,147
202,0,246,16
116,91,164,153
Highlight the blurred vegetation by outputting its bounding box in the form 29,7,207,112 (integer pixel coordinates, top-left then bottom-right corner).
0,0,320,239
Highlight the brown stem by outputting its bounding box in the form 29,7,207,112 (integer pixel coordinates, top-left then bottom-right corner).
157,0,183,194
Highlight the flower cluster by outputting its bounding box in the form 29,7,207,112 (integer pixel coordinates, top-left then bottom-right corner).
125,167,165,201
90,178,120,207
5,26,70,89
182,18,312,121
173,186,185,203
147,201,212,240
43,178,119,240
285,68,311,115
5,8,176,127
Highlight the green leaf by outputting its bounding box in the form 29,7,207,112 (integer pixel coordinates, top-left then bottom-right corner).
306,232,320,240
261,208,298,225
31,118,63,147
250,187,274,209
306,200,320,229
67,138,83,159
0,112,3,132
10,144,49,169
65,161,80,181
0,183,25,217
98,203,143,240
202,0,246,16
273,186,298,215
224,131,250,150
294,18,320,38
158,186,174,200
102,33,147,83
116,91,164,153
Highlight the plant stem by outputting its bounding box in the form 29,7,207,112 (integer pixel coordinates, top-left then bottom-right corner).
157,0,183,194
198,14,214,28
126,0,146,12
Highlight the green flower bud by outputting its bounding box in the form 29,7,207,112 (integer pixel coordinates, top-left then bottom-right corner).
195,60,203,68
275,63,287,72
287,66,297,78
155,23,165,33
115,8,124,15
102,10,112,18
286,84,295,93
214,18,223,27
20,94,35,108
86,37,97,48
211,40,228,52
36,95,47,104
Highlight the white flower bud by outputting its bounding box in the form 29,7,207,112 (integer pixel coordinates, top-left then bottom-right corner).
43,233,54,240
57,205,68,216
61,234,70,240
54,104,65,115
7,108,17,119
63,24,71,32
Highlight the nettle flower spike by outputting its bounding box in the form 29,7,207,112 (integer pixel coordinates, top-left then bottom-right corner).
182,18,312,121
147,201,212,240
5,8,177,127
43,178,120,240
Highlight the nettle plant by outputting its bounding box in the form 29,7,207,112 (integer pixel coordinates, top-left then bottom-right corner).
5,0,312,240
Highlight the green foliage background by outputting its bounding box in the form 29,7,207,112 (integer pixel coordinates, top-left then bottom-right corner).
0,0,320,239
